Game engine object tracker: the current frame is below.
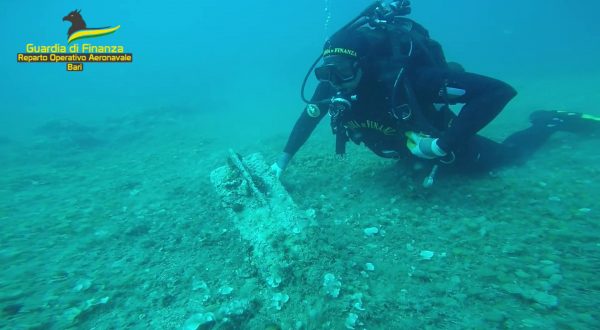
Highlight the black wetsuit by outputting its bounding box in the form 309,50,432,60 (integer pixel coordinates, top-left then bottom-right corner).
283,63,571,174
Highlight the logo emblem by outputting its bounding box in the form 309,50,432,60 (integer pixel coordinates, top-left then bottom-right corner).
62,9,120,44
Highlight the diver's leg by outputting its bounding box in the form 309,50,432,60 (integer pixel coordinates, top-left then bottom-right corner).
450,135,513,173
502,109,600,161
500,124,556,161
410,67,517,152
447,110,600,173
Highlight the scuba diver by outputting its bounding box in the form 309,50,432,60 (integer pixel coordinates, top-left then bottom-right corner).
271,0,599,186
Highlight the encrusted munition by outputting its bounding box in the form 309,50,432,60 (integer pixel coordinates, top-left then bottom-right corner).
210,150,316,288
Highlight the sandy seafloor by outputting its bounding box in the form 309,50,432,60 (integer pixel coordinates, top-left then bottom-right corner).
1,82,599,329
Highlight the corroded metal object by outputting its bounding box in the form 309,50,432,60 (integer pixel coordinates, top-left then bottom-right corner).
210,150,315,289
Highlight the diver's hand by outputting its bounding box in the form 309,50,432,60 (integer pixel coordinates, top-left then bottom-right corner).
270,162,284,178
270,153,292,178
405,131,447,159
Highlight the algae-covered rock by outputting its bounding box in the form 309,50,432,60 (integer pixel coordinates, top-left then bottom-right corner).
182,312,215,330
63,296,110,325
532,291,558,308
270,292,289,311
323,273,341,298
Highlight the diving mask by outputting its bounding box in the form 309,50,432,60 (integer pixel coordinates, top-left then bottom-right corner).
314,56,359,86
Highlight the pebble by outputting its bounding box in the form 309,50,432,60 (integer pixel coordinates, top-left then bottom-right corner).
532,291,558,308
363,227,379,236
218,286,233,295
419,250,434,260
73,279,92,292
267,274,282,288
271,293,289,311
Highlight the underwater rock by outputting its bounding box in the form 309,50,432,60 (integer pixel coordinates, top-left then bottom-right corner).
266,274,282,288
502,283,558,308
190,277,211,305
502,283,523,295
62,296,109,325
73,279,92,292
323,273,341,298
217,299,251,317
218,286,233,295
419,250,434,260
270,293,289,311
192,278,209,291
182,312,215,330
532,291,558,308
344,313,359,329
349,293,365,311
363,227,379,236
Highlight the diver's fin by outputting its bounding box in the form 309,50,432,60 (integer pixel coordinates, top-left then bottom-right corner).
530,110,600,132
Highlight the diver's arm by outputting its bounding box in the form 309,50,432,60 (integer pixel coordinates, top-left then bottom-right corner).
282,105,327,156
273,82,334,176
272,109,324,177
